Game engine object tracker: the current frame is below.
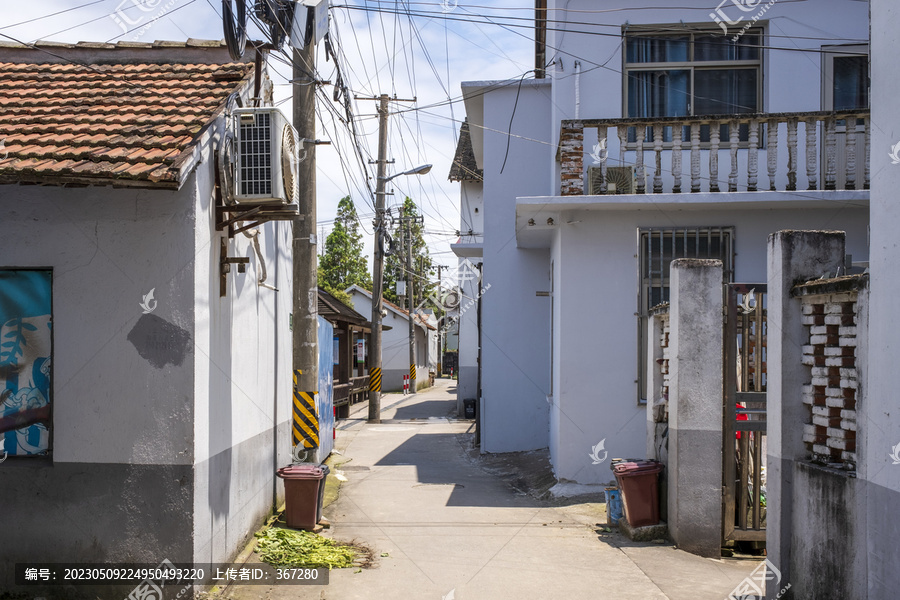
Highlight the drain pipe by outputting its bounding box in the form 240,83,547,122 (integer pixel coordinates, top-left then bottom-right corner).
574,61,581,120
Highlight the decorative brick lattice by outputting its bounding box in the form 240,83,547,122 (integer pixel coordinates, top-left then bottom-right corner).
799,294,858,469
659,314,671,399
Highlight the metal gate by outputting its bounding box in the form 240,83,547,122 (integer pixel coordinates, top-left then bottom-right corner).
723,283,767,543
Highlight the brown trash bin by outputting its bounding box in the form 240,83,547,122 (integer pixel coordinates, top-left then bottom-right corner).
277,464,325,530
613,460,663,527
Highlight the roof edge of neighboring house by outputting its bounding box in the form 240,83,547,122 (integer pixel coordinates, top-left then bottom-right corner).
345,284,438,331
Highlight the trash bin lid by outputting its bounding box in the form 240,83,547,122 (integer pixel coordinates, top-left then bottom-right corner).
276,465,324,480
613,460,662,475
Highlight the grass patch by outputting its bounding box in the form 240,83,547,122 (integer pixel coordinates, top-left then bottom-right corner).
255,527,358,569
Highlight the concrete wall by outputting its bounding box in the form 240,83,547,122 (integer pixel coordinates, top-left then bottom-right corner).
456,255,482,415
766,230,847,598
0,181,197,579
477,80,554,454
667,259,724,558
862,1,900,596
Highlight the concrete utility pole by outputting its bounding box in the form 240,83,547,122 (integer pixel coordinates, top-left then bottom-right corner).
358,94,425,422
407,221,416,393
291,40,319,459
367,93,390,423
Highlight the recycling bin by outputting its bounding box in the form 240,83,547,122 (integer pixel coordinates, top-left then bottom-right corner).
613,460,663,527
276,464,325,530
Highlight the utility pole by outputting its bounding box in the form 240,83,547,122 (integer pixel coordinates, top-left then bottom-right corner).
357,94,421,422
291,40,319,460
407,220,416,393
367,93,390,423
397,214,424,393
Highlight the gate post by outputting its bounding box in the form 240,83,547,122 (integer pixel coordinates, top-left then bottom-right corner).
668,258,724,558
766,230,845,597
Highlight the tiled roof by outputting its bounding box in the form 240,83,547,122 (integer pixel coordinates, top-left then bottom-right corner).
0,40,255,189
448,118,482,183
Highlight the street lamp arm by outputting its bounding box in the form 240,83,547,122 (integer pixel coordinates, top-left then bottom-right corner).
381,163,432,183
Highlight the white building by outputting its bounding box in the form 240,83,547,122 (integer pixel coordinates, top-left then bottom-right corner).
346,285,437,392
0,40,311,590
453,1,871,484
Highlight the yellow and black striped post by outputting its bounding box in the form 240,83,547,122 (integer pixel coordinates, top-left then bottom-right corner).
409,364,416,389
368,367,382,392
292,370,319,449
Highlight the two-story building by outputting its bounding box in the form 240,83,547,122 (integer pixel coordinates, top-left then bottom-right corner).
452,0,870,485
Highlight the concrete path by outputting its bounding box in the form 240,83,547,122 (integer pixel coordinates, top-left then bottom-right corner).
222,379,761,600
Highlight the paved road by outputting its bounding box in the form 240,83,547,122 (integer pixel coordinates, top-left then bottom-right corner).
223,379,760,600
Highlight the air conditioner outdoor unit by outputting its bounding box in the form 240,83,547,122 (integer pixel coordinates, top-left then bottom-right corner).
587,166,634,195
231,107,300,205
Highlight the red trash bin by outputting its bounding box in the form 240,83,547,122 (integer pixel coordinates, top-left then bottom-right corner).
276,464,325,530
613,460,663,527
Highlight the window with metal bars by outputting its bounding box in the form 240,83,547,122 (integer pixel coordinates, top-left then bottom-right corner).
636,227,734,403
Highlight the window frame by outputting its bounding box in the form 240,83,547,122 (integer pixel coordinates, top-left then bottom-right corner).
623,26,765,121
636,227,735,404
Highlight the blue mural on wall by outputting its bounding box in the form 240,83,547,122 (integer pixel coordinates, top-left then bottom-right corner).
316,316,334,458
0,270,52,457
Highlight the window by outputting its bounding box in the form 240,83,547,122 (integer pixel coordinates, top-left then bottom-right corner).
624,28,763,142
0,270,52,458
636,228,734,403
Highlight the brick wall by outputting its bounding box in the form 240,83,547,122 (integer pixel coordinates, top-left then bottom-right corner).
559,123,584,196
796,277,865,471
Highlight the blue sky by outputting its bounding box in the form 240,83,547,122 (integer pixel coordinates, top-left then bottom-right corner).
1,0,534,278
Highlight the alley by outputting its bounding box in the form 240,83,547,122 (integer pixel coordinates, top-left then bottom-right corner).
224,379,760,600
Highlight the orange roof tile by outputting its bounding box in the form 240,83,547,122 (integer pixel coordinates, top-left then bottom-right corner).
0,43,254,189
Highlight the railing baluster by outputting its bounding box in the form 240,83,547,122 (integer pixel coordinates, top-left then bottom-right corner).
748,119,759,192
865,115,871,190
709,121,720,192
691,123,701,193
824,117,837,191
767,119,778,191
635,126,646,194
729,120,739,192
845,115,857,191
786,118,798,191
672,125,683,194
599,127,608,194
806,117,818,190
653,124,664,193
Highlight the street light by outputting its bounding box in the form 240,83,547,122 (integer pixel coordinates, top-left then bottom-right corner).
368,161,433,423
382,163,432,183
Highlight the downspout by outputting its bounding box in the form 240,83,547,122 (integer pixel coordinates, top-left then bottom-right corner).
476,262,483,447
574,61,581,120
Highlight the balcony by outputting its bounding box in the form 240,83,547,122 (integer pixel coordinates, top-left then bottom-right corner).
559,110,870,196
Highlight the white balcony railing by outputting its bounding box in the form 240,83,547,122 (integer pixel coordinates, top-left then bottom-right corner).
559,110,870,196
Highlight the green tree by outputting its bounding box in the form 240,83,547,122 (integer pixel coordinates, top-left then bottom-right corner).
318,196,371,304
383,197,434,309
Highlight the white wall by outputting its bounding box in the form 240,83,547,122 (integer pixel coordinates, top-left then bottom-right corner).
548,201,868,484
191,120,293,564
478,80,555,453
347,289,432,391
865,1,900,593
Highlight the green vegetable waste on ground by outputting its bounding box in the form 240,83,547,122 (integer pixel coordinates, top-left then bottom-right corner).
255,527,358,569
